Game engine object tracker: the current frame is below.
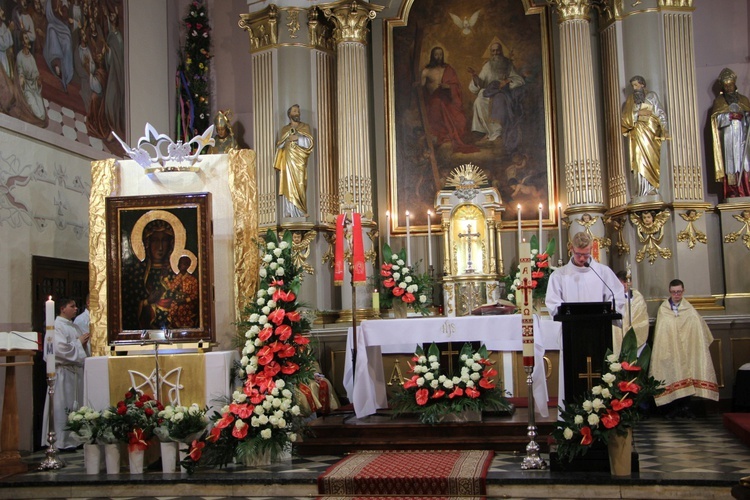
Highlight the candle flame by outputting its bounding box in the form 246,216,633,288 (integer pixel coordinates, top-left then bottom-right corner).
406,210,410,217
427,210,432,216
48,296,52,300
558,202,562,208
538,203,543,210
386,210,389,217
517,204,521,209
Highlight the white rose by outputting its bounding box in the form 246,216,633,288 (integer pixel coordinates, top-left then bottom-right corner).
407,285,418,293
470,372,481,381
259,267,267,278
260,306,270,315
235,392,247,403
262,254,273,263
418,355,427,364
438,375,446,383
173,412,184,422
257,289,267,298
507,293,515,302
240,356,249,366
592,398,606,411
249,314,259,323
424,372,434,381
582,400,593,412
267,242,276,250
273,248,282,257
279,241,289,250
397,259,404,266
430,362,440,370
416,377,425,387
430,380,439,389
290,406,301,416
443,380,454,389
267,286,277,294
276,268,285,276
601,388,612,399
277,418,286,428
399,282,407,289
609,363,622,373
282,389,292,399
471,362,482,372
420,295,427,303
260,428,272,439
275,379,286,389
606,353,618,363
258,315,268,325
267,300,277,308
602,373,616,386
428,355,438,363
392,272,401,280
254,406,265,415
531,249,538,255
259,414,269,425
405,276,413,283
587,413,600,426
234,419,247,430
574,415,584,425
288,432,297,442
563,428,574,440
269,262,278,270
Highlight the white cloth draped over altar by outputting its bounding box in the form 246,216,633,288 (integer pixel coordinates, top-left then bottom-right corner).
343,315,562,419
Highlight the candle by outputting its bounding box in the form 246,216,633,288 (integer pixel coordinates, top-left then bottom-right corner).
427,210,432,267
372,290,380,310
538,203,543,251
45,296,55,376
518,241,534,365
406,210,411,266
557,203,563,262
517,204,522,253
385,210,390,247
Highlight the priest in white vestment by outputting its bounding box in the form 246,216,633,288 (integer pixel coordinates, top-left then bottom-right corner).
545,232,625,318
612,271,650,356
650,279,719,415
42,298,90,450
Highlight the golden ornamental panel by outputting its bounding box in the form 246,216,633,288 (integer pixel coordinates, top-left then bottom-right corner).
677,209,707,250
239,5,279,53
724,209,750,251
320,0,383,45
550,0,592,22
630,209,672,264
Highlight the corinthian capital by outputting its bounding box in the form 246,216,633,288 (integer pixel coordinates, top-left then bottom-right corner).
550,0,592,22
319,0,383,45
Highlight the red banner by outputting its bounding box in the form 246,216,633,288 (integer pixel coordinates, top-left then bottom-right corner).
334,214,345,286
352,213,366,286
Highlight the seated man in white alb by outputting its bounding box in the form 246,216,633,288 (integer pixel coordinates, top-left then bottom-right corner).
612,270,650,356
650,279,719,419
545,231,625,318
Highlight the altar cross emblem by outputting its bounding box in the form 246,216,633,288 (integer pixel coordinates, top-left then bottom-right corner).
578,356,601,390
517,275,534,307
458,223,480,273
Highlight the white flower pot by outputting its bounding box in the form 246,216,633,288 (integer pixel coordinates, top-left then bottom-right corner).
104,443,120,474
129,449,145,474
178,448,189,473
83,443,102,475
160,441,179,473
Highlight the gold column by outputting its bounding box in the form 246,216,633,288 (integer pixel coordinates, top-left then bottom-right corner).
553,0,605,210
239,6,280,228
321,0,383,214
661,3,703,201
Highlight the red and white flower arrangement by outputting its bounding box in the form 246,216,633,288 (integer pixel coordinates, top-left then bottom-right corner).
182,230,317,471
379,243,433,316
389,343,511,424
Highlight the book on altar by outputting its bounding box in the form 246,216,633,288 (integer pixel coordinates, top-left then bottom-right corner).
0,331,39,351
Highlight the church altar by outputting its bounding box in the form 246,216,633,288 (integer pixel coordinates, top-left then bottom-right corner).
83,350,238,415
343,315,562,419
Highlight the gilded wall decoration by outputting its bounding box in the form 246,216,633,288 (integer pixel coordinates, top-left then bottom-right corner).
577,213,611,249
322,231,336,269
609,215,630,256
677,209,707,249
723,209,750,251
630,209,672,264
291,230,317,275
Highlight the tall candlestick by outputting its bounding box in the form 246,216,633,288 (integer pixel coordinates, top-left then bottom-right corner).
405,211,411,266
557,203,563,262
45,296,55,376
517,204,522,253
385,210,390,247
538,203,543,251
427,210,432,267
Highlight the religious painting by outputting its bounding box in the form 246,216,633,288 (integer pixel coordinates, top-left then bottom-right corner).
0,0,125,156
105,193,215,344
385,0,557,232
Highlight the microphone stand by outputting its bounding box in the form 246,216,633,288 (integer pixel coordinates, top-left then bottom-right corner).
583,260,616,313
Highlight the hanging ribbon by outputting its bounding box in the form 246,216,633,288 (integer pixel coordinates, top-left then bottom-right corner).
334,214,345,286
352,212,366,285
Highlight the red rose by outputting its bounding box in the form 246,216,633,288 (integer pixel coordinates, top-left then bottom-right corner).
139,394,152,402
601,409,621,429
124,392,133,400
145,408,154,417
189,439,205,461
580,426,593,445
531,280,538,288
117,405,127,415
135,401,144,408
415,388,429,406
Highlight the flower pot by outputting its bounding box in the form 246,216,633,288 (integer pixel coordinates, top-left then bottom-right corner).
129,449,145,474
608,428,633,476
104,443,121,474
238,446,291,467
178,448,189,473
393,300,408,319
160,441,179,473
83,443,102,475
438,410,482,423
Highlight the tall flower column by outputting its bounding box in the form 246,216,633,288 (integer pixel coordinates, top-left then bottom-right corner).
551,0,608,255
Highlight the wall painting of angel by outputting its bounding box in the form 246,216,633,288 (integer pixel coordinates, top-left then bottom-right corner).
384,0,557,233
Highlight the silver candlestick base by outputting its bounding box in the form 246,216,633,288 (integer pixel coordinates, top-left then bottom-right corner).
521,365,547,470
38,377,65,471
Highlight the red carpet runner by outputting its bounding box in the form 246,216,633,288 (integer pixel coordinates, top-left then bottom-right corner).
318,449,494,496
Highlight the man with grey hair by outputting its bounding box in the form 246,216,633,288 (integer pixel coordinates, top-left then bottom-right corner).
621,75,669,198
710,67,750,198
545,231,625,318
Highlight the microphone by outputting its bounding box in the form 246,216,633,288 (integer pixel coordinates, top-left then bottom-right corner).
583,260,617,313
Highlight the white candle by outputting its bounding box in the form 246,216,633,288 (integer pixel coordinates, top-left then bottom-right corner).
557,203,563,262
385,210,390,247
517,204,522,253
427,210,432,267
406,210,411,266
519,241,534,363
45,296,55,376
538,203,543,251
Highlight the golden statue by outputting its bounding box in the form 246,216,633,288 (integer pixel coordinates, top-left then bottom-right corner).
621,75,669,197
208,110,237,154
274,104,314,217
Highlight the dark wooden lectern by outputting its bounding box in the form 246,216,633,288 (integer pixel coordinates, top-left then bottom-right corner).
554,302,621,402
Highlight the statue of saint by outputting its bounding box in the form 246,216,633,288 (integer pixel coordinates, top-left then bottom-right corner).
208,109,237,154
621,75,668,198
710,67,750,198
273,104,314,217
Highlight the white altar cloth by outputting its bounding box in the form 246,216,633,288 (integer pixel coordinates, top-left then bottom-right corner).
343,315,561,419
83,350,238,416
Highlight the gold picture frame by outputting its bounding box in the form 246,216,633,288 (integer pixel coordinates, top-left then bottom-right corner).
105,193,215,344
384,0,558,233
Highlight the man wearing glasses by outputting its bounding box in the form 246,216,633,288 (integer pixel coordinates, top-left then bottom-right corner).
650,279,719,419
545,231,625,318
